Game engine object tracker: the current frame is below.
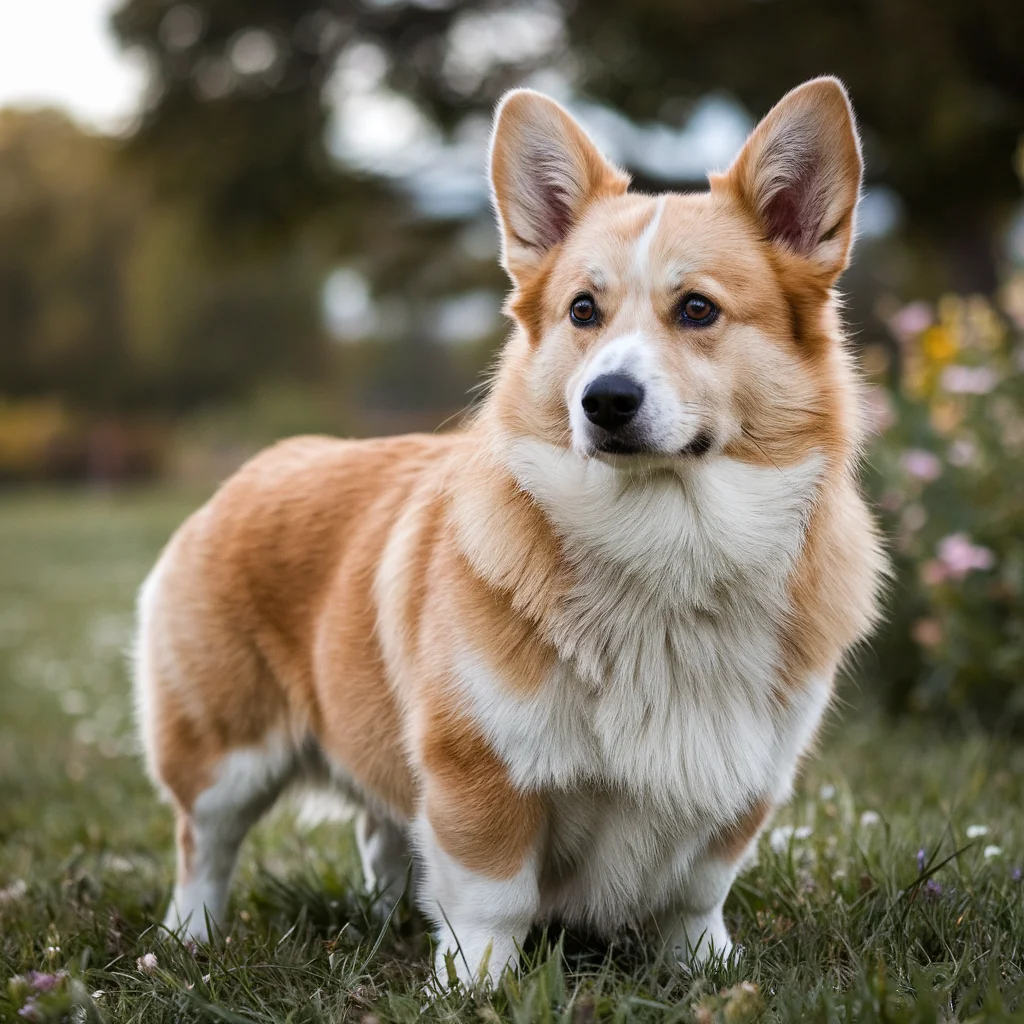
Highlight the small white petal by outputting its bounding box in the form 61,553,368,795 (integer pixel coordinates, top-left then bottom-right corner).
983,845,1003,859
859,811,881,827
136,952,159,974
819,785,836,800
794,825,814,840
769,826,795,852
966,825,988,839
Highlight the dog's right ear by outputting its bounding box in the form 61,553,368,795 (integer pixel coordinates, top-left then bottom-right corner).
489,90,630,284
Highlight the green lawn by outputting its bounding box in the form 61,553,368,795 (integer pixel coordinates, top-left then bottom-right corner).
1,489,1022,1023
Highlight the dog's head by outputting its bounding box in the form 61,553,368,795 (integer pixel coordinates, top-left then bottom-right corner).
486,78,864,469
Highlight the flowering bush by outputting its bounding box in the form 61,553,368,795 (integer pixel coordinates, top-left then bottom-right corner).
862,274,1024,731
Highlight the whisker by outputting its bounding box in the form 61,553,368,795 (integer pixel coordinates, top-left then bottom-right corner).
740,426,789,480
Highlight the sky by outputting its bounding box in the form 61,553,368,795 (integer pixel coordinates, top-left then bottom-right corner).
0,0,144,132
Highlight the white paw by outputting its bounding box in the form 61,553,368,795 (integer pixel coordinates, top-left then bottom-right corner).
673,925,734,973
431,939,519,992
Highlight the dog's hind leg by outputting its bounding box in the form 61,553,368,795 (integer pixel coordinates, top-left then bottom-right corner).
164,736,295,942
135,552,298,943
355,806,410,913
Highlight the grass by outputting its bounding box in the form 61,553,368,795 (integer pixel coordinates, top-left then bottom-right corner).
0,488,1022,1024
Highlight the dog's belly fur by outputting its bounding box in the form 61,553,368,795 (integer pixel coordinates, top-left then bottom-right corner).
541,786,733,932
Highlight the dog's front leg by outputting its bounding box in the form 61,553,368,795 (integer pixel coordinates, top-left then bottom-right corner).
414,816,539,988
413,722,543,989
656,854,739,969
657,799,769,970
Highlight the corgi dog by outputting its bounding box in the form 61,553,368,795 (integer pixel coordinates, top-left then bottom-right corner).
135,76,885,985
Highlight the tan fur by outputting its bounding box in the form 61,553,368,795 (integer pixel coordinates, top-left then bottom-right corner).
138,79,884,950
421,707,543,878
709,799,772,863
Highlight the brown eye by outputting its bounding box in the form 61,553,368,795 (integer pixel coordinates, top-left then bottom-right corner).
570,294,597,326
680,293,718,326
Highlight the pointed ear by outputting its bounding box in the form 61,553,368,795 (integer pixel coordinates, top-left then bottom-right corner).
716,77,863,281
489,89,630,283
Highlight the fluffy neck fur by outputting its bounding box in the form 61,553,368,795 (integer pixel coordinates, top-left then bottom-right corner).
447,322,883,700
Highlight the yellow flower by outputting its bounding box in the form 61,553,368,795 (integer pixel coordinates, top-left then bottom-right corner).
921,325,957,364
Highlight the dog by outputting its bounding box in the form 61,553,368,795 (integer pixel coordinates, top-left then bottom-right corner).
135,76,885,986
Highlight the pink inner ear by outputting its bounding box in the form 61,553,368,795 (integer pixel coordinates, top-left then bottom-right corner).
761,156,826,254
534,180,573,251
528,153,575,251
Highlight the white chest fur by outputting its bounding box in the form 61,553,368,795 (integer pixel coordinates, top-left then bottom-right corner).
451,441,833,925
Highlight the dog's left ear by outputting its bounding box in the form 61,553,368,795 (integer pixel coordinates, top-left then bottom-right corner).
489,89,630,284
715,77,862,282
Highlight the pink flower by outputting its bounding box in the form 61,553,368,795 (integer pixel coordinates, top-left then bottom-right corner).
940,365,998,395
921,560,948,586
26,972,60,993
902,448,942,482
936,533,995,579
912,618,943,647
889,301,934,344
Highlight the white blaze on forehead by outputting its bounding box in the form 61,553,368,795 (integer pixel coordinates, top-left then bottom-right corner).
632,196,666,277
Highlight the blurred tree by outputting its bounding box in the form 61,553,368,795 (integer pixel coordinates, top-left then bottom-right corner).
111,0,480,244
0,110,139,407
566,0,1024,293
0,108,326,415
111,0,1023,290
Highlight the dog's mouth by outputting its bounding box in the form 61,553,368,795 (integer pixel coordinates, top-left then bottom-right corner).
680,431,714,457
596,437,645,456
594,430,715,459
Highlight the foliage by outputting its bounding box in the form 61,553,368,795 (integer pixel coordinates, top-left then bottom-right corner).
564,0,1024,286
864,274,1024,730
0,109,327,420
109,0,1024,280
0,490,1023,1022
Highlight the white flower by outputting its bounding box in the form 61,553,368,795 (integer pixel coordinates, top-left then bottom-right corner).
769,825,812,852
136,952,159,974
860,810,881,827
983,845,1003,859
0,879,27,905
819,784,836,800
966,825,988,839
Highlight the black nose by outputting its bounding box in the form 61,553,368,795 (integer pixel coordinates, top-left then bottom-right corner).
581,374,645,431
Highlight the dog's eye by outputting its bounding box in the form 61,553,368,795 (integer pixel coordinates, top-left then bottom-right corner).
679,293,718,326
570,294,598,326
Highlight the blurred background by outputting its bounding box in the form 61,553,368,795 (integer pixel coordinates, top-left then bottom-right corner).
1,0,1023,732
